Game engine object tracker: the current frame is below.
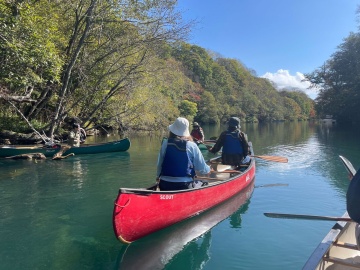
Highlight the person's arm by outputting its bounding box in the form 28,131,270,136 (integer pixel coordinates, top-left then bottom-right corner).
189,142,210,174
80,128,86,142
240,132,249,156
156,139,167,177
209,132,225,153
200,128,205,141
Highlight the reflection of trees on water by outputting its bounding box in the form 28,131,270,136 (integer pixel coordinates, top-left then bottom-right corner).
315,124,360,194
117,182,254,270
165,231,212,270
229,200,250,228
165,199,252,270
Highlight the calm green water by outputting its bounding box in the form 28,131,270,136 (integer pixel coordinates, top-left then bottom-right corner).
1,121,359,270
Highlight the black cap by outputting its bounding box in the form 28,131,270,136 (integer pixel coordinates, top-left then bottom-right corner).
228,117,240,128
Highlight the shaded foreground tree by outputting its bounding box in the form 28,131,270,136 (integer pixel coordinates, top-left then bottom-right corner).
0,0,191,139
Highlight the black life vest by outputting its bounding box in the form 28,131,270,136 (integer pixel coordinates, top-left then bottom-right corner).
222,130,244,155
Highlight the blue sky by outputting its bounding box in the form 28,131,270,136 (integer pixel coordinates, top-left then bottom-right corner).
176,0,359,99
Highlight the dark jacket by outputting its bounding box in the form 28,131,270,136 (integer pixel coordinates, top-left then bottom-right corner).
210,128,249,166
347,168,360,223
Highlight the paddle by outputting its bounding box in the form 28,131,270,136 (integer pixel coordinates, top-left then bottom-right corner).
213,164,233,172
339,155,356,177
263,156,356,223
196,175,288,189
204,140,217,143
263,212,352,222
204,135,287,163
214,170,242,174
250,155,288,163
255,183,289,188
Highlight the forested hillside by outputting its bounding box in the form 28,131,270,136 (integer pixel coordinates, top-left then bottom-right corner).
0,0,315,139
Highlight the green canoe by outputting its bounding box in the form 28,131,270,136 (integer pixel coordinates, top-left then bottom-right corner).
197,143,209,151
0,138,131,158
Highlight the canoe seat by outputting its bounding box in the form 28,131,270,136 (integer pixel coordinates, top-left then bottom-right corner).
333,241,359,251
323,255,360,268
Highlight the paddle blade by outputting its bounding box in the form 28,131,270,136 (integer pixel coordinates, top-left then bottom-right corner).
214,164,233,172
339,155,356,177
264,212,352,222
251,155,288,163
255,183,289,188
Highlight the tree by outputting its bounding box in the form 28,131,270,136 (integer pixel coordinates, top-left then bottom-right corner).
179,100,197,120
305,32,360,123
1,0,192,138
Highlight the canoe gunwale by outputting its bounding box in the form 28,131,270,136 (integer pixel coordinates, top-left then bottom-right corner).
0,138,130,157
302,212,360,270
118,158,254,195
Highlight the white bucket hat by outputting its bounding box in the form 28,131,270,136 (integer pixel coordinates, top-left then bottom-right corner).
168,117,190,137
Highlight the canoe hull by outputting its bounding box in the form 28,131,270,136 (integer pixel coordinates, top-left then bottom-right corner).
118,181,254,269
63,139,130,155
113,159,256,243
0,138,130,158
303,213,360,269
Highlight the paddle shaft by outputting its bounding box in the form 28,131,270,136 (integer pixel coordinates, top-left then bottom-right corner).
195,177,288,189
264,157,356,223
264,212,352,222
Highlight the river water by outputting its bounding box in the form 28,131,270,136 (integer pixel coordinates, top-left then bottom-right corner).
1,121,359,270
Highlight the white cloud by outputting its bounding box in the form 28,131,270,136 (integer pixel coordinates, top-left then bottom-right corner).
261,69,318,99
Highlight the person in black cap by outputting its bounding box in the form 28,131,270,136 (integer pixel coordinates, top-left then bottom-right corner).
190,122,205,144
208,117,250,167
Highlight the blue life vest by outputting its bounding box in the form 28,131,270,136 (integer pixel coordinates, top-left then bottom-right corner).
161,138,195,178
222,130,244,155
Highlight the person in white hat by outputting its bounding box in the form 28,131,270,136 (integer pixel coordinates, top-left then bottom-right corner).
156,117,211,191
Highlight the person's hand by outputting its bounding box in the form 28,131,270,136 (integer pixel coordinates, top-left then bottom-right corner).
207,167,215,176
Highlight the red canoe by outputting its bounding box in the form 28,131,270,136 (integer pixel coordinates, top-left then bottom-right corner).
112,157,256,244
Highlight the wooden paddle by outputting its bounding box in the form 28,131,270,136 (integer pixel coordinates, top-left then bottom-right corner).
264,212,352,222
214,170,241,174
264,156,356,223
195,176,288,189
255,183,289,188
213,164,233,172
204,140,217,143
250,155,288,163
